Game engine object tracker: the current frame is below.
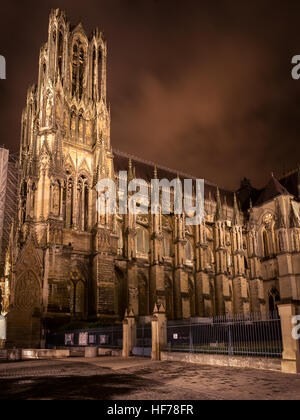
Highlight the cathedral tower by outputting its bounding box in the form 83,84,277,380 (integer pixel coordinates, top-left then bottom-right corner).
6,9,116,348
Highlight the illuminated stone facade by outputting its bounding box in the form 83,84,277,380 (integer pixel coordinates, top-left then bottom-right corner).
2,9,300,348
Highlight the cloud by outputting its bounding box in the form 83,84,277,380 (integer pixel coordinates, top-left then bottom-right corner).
1,0,300,190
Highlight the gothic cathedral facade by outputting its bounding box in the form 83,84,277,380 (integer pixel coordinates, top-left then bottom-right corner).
2,9,300,348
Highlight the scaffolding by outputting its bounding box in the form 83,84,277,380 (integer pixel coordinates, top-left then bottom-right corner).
0,147,20,278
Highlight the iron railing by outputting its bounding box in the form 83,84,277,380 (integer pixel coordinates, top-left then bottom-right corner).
133,323,152,357
165,312,283,358
47,325,123,349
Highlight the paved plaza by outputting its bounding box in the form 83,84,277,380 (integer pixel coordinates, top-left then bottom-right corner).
0,357,299,400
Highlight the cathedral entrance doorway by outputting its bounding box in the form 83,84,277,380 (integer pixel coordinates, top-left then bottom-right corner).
6,271,42,348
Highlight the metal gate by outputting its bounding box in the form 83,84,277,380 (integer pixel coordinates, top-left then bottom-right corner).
165,312,283,358
132,323,152,358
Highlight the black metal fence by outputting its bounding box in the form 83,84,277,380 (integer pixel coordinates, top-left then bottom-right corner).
46,325,123,350
132,323,152,357
165,312,283,358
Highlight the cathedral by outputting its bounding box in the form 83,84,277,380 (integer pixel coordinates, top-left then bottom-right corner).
1,9,300,348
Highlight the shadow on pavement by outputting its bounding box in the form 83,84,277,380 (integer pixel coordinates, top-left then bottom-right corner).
0,370,158,400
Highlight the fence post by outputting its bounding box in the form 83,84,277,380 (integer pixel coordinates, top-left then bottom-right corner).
278,303,300,374
122,309,136,358
151,304,167,361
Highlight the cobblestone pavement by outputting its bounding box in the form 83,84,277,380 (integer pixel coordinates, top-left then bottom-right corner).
0,357,299,400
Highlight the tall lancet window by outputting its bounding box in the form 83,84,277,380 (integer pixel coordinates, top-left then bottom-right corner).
70,107,77,139
79,47,85,99
52,181,61,217
72,44,78,96
78,109,84,143
263,230,270,258
72,41,86,99
64,174,74,229
58,30,64,78
78,176,89,232
27,103,32,149
92,47,97,100
98,48,102,99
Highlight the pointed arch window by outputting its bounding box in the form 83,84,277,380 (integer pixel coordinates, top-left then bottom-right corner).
92,46,97,100
30,183,36,218
98,48,103,99
163,232,172,258
64,174,74,229
72,44,78,96
185,240,194,264
70,107,77,138
136,226,149,257
58,30,64,78
52,180,61,217
263,230,270,258
77,175,89,232
78,109,84,143
72,40,86,98
79,47,85,99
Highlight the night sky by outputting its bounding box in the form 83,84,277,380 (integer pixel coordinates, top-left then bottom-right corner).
1,0,300,190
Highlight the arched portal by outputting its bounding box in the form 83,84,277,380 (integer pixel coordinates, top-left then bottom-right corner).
7,271,41,348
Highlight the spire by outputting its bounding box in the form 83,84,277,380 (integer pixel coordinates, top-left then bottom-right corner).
154,166,158,180
93,143,106,186
224,195,228,220
128,159,133,182
233,193,241,225
215,187,223,221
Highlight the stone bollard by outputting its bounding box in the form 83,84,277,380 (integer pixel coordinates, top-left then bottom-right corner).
122,309,136,358
278,303,300,374
151,304,167,361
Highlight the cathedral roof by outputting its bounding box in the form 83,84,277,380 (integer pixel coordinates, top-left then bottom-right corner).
255,174,291,206
278,169,299,198
113,150,235,206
